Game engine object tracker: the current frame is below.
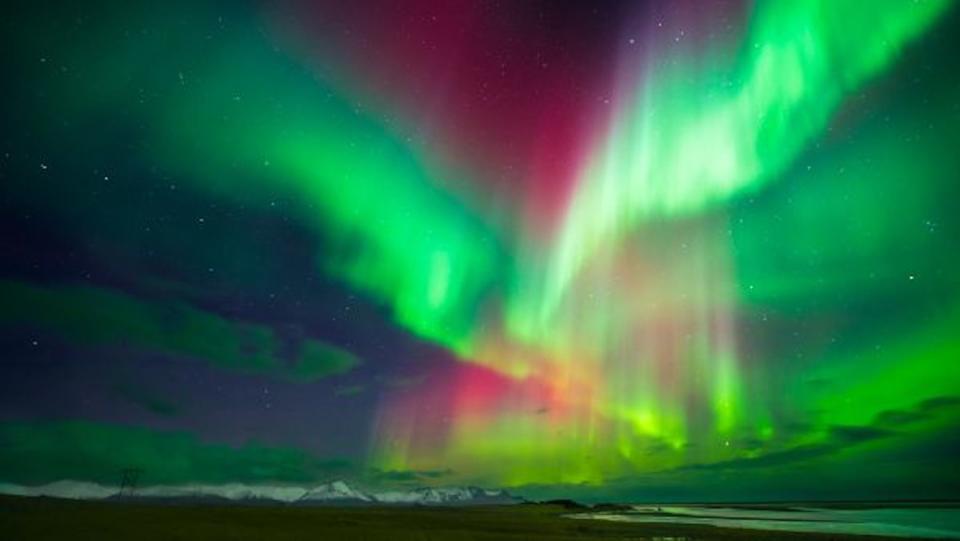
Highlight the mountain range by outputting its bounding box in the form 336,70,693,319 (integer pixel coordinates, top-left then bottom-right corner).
0,480,522,506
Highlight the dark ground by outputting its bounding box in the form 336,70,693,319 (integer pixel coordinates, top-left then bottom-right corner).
0,495,921,540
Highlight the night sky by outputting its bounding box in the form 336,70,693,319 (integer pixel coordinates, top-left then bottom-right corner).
1,0,959,502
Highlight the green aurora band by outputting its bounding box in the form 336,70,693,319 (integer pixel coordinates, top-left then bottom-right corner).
1,0,958,493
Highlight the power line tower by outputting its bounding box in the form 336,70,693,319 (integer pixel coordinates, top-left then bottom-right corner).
119,468,143,498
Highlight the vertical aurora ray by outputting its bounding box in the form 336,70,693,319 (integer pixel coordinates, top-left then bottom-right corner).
373,0,957,486
532,0,950,327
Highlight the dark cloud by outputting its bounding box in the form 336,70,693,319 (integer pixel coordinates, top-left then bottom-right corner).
650,395,960,486
681,424,894,473
919,395,960,412
874,409,930,427
0,420,353,485
682,442,831,472
0,280,359,382
828,425,892,443
872,395,960,429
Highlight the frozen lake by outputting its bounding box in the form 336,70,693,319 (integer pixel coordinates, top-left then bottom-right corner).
571,504,960,539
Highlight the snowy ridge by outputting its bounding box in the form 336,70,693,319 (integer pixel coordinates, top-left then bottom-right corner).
0,480,521,506
298,480,372,502
138,483,309,503
0,480,118,500
374,486,515,504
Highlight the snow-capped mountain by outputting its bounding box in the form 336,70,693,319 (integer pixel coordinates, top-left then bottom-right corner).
374,486,518,505
295,481,520,505
137,483,308,503
0,479,521,506
297,480,373,503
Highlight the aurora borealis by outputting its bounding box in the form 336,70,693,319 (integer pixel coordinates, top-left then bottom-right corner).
1,0,959,502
